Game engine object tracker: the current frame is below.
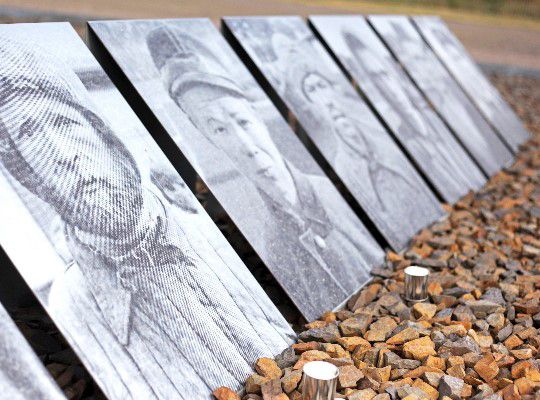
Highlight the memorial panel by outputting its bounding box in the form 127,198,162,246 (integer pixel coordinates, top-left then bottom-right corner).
0,303,66,400
89,19,385,321
309,15,487,204
0,23,294,399
413,16,529,152
369,16,514,177
223,16,445,250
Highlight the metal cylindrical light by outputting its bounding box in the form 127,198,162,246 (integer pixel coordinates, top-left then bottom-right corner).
301,361,339,400
404,265,430,303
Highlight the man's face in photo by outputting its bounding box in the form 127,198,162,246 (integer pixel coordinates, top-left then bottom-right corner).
15,99,143,236
187,96,288,191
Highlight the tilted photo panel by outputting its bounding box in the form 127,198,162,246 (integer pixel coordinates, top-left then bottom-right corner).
369,16,514,177
0,303,66,400
223,16,445,250
89,18,385,322
0,22,294,400
413,16,529,152
309,15,487,205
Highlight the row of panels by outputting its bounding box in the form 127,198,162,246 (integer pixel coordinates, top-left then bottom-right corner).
0,15,529,400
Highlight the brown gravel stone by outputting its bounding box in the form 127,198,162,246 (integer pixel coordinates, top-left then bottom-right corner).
213,387,241,400
261,378,288,400
338,365,364,388
412,378,438,400
338,336,371,352
439,375,464,399
363,366,391,383
474,354,499,382
425,356,446,370
246,374,270,394
281,369,302,394
348,284,382,311
364,317,397,342
386,327,419,345
412,303,437,320
347,388,377,400
403,337,436,361
255,358,282,379
340,314,372,337
423,371,444,387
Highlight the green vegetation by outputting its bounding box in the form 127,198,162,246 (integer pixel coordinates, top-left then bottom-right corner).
371,0,539,19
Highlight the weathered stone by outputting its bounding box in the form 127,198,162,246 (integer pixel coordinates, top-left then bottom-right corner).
447,364,466,379
439,324,467,337
425,356,446,370
293,350,330,370
403,337,436,361
347,388,377,400
481,287,506,305
404,366,444,380
386,327,419,345
292,342,319,354
423,371,444,387
439,336,480,356
504,334,524,350
213,387,241,400
363,366,391,383
497,324,514,342
412,303,437,320
274,347,299,370
474,354,499,382
325,357,354,367
299,324,340,343
382,351,420,370
339,314,372,337
261,378,287,400
438,375,464,400
412,378,438,400
321,343,349,359
246,374,270,394
452,305,475,322
338,365,364,388
466,300,505,318
486,313,506,330
338,336,371,352
510,348,533,360
281,369,302,394
364,317,397,342
255,358,282,379
348,284,382,311
500,383,520,400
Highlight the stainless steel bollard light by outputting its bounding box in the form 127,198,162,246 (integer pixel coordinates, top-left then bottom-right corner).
302,361,339,400
404,265,430,303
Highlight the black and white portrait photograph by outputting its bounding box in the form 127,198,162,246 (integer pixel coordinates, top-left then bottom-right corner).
223,16,445,251
369,16,514,177
0,303,65,400
413,16,530,152
0,23,295,400
89,19,385,322
309,15,487,204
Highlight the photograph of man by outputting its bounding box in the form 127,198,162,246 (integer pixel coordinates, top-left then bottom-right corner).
223,16,444,251
0,304,65,400
142,23,384,321
0,31,293,400
369,16,514,177
308,15,486,204
414,16,529,151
